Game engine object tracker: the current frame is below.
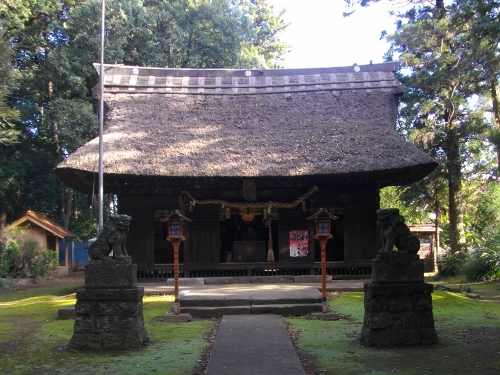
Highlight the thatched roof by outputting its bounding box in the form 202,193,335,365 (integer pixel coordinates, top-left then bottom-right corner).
56,62,436,192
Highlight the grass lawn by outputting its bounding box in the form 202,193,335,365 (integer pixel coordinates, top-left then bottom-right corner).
285,285,500,375
1,277,499,375
0,281,216,375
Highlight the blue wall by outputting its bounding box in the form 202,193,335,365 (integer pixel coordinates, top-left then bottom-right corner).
58,241,89,267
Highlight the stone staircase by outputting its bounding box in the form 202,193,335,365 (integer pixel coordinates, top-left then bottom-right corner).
176,284,323,318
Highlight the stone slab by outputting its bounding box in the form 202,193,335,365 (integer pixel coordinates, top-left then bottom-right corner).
251,276,294,283
161,313,193,322
68,286,149,350
57,267,69,276
251,303,322,316
85,259,137,289
361,280,438,347
371,253,424,284
364,282,434,295
181,296,250,307
76,287,144,301
204,277,251,285
310,311,341,321
166,277,205,286
58,305,75,320
251,295,321,305
183,306,251,318
205,315,306,375
293,275,332,283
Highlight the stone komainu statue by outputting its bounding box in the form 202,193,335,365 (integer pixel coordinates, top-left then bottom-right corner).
376,208,420,254
89,214,132,260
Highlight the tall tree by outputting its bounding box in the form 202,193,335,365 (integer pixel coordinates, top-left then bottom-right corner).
0,30,19,146
344,0,500,253
239,0,290,68
0,0,289,238
1,0,93,228
457,1,500,178
390,3,485,253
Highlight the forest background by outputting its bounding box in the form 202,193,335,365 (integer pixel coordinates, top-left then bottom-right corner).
1,0,500,280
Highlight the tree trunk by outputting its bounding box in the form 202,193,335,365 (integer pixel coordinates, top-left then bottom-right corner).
0,204,6,253
48,78,73,229
490,80,500,179
444,128,466,253
59,182,73,229
433,199,440,273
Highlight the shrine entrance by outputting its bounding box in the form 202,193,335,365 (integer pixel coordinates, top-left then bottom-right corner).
220,211,279,263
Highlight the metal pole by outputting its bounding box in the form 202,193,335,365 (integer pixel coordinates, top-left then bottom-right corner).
98,0,105,232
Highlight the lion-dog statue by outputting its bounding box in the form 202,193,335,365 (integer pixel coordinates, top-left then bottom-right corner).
89,214,132,260
376,208,420,254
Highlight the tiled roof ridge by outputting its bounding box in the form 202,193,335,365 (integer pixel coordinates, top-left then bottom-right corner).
95,62,403,96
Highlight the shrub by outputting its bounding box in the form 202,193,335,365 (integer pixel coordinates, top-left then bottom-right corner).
0,237,57,280
437,251,464,277
0,239,22,277
462,248,500,282
20,238,43,279
40,250,59,272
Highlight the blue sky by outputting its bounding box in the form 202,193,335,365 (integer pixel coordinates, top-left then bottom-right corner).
267,1,402,68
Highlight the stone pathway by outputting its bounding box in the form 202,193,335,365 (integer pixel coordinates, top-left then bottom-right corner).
204,314,306,375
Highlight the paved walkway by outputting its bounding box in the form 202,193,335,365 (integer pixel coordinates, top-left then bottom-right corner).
138,280,365,373
205,314,306,375
139,279,365,295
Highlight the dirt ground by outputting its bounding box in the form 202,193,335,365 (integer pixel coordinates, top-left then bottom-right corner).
346,326,500,375
0,271,85,292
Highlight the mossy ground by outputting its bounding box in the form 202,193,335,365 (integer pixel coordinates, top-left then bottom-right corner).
285,287,500,375
0,279,216,375
2,276,500,375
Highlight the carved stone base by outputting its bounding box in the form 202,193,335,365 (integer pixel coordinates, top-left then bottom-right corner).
361,252,438,346
360,282,438,346
68,260,149,350
85,259,137,289
372,253,424,284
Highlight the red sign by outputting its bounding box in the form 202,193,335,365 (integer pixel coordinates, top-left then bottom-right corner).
289,230,308,257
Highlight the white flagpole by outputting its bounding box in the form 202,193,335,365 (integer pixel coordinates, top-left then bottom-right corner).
98,0,105,232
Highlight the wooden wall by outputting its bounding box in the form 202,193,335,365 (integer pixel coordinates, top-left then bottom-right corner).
185,205,220,264
120,197,155,265
343,202,378,260
119,180,380,266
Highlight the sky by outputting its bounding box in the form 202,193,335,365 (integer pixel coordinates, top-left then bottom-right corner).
267,1,402,69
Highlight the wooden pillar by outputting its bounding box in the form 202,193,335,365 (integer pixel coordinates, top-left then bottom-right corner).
64,238,69,267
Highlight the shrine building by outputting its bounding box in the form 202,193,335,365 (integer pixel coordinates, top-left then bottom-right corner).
56,62,437,280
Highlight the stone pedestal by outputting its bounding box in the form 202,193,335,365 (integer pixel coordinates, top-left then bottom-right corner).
371,253,424,284
360,253,438,346
68,259,150,350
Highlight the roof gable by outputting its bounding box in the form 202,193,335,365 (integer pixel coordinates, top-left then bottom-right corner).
6,211,77,239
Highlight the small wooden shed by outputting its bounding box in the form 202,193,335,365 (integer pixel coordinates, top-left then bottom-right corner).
409,223,442,273
5,211,77,267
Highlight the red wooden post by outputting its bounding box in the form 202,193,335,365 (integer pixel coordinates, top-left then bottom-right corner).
161,210,192,316
320,237,328,312
172,239,180,314
307,208,338,314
